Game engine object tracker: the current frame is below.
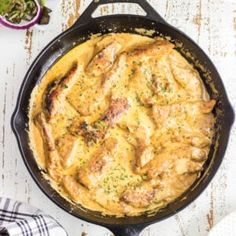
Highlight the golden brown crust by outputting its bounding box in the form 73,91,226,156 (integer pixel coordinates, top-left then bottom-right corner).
68,97,129,145
127,39,174,58
86,41,122,76
44,62,81,119
102,97,129,125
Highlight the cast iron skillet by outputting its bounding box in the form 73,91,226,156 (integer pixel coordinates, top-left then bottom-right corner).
11,0,234,235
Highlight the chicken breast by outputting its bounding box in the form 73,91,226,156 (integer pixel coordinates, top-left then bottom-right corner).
55,134,80,168
62,175,105,211
77,138,117,188
101,97,129,126
73,54,127,116
128,39,174,59
44,62,84,119
168,50,204,100
152,100,215,137
120,181,158,208
86,41,122,76
140,145,206,179
68,97,129,144
34,113,63,180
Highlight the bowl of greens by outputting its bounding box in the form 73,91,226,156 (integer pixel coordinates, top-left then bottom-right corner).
0,0,51,29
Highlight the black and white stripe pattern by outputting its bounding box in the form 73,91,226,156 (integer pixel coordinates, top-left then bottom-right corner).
0,198,68,236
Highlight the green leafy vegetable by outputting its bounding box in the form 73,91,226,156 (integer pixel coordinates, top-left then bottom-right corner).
0,0,38,23
0,0,52,25
0,0,14,15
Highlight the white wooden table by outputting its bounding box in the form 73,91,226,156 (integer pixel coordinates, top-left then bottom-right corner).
0,0,236,235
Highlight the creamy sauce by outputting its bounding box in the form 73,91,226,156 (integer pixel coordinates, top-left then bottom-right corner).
29,33,215,216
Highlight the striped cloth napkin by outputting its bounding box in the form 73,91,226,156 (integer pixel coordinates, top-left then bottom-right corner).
0,197,68,236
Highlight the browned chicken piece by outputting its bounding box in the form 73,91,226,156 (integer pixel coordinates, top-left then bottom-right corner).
126,125,155,169
152,100,215,133
55,134,80,168
120,181,157,208
63,175,103,209
78,138,117,188
127,61,157,107
140,145,206,179
194,112,215,137
173,130,212,148
34,113,63,180
151,126,212,150
86,41,122,76
190,146,208,161
128,39,174,59
174,158,203,175
141,152,174,179
92,188,124,215
63,175,88,202
101,53,127,93
199,99,216,113
121,167,199,209
126,125,151,146
135,145,155,170
168,50,204,99
68,97,129,144
77,54,127,116
170,173,198,196
68,120,107,145
156,172,198,202
102,97,129,126
44,62,83,119
155,99,216,119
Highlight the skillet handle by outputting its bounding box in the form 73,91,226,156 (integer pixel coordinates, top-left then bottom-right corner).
73,0,166,27
108,225,144,236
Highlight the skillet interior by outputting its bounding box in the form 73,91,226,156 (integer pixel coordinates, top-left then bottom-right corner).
11,8,234,235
